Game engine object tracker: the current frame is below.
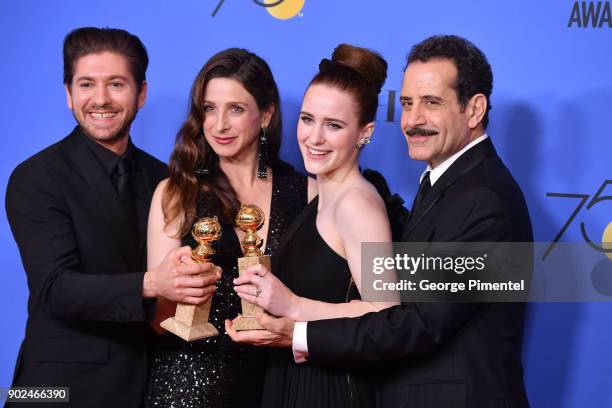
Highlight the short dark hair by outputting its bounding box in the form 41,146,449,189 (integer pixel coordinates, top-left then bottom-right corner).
63,27,148,89
407,35,493,129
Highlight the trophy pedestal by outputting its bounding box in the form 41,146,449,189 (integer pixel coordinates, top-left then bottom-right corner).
160,301,218,341
233,255,271,331
162,216,221,342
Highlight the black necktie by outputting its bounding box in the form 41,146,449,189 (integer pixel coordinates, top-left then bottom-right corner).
116,156,137,228
412,171,432,213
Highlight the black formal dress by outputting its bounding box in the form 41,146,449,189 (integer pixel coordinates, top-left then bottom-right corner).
146,163,307,408
261,197,375,408
307,138,533,408
5,127,167,407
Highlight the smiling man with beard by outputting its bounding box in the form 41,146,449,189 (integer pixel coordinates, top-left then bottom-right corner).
5,27,219,407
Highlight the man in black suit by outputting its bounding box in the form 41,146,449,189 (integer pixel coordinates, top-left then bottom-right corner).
5,27,219,407
233,35,533,407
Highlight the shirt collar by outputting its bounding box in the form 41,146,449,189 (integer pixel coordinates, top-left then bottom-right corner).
420,133,489,186
78,127,135,176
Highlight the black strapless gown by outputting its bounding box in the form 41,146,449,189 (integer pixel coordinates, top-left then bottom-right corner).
146,164,307,408
261,197,375,408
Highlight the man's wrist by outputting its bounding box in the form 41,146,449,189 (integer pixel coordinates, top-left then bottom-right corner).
142,271,157,298
292,321,309,363
288,296,303,321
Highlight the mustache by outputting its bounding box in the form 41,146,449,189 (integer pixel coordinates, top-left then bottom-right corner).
86,102,120,111
404,127,439,137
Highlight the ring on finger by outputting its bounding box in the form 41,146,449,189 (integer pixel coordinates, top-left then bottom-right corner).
255,287,262,297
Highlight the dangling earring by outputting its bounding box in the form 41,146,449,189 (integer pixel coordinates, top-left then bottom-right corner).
257,127,268,179
356,134,372,149
195,167,210,177
196,133,211,178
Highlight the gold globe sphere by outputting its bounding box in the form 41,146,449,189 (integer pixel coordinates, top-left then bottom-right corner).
235,204,264,231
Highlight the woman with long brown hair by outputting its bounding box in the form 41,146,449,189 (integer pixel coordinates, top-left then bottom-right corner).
145,48,316,407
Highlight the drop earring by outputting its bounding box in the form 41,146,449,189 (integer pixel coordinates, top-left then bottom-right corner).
257,127,268,179
196,133,211,177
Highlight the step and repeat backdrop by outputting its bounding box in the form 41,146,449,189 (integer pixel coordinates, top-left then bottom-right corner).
0,1,610,406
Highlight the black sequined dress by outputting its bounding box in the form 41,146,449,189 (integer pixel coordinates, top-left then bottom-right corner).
146,164,307,408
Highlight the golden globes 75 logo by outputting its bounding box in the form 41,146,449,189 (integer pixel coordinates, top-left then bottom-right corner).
543,179,612,261
543,180,611,295
212,0,305,19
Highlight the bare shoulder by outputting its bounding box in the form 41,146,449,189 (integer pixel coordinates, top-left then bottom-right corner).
150,178,170,212
153,178,170,197
335,182,387,225
151,178,176,209
332,182,391,247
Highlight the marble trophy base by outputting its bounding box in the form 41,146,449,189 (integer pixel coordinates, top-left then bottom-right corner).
233,255,271,331
161,301,219,341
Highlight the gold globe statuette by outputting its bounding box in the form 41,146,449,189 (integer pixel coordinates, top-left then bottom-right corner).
233,204,270,331
160,216,221,341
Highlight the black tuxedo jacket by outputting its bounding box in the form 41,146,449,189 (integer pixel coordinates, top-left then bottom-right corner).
5,128,167,407
308,138,533,408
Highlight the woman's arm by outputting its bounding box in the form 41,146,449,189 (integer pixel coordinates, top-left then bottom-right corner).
147,179,182,333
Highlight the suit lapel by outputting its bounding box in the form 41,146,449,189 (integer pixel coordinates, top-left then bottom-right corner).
62,128,139,272
403,138,498,240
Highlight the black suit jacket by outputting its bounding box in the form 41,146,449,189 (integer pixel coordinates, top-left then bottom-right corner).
307,138,533,408
5,127,167,407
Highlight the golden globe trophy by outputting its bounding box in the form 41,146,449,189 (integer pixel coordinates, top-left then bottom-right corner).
160,216,221,341
233,204,269,331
